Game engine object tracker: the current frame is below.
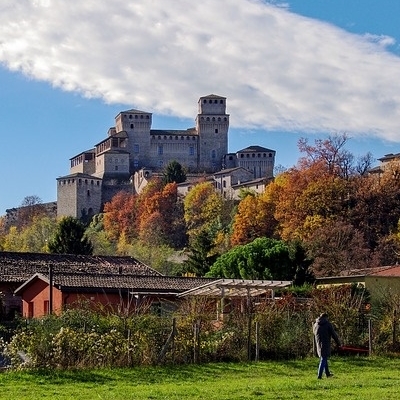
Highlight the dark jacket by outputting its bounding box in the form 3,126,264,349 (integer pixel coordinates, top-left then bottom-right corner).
313,315,341,358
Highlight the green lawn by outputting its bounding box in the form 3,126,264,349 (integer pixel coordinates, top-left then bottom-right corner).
0,356,399,399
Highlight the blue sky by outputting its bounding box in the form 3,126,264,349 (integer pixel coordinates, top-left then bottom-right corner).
1,0,400,214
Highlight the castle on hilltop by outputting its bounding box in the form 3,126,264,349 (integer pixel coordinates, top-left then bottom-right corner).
56,94,275,220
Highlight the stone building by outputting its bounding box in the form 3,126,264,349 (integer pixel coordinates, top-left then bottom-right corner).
57,94,275,220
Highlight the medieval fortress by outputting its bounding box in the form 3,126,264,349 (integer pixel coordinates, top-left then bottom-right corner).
56,94,276,220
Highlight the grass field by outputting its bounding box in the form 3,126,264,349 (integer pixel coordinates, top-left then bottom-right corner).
0,356,399,399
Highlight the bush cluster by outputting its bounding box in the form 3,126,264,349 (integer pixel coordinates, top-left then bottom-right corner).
1,286,399,369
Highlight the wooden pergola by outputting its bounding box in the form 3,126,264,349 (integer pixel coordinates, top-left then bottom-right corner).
178,279,293,362
178,278,292,299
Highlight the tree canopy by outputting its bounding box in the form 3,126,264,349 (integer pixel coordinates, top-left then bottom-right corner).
48,216,93,255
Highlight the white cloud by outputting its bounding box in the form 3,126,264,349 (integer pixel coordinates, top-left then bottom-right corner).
1,0,400,141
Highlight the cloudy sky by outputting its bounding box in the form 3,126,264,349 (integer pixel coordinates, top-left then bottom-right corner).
1,0,400,213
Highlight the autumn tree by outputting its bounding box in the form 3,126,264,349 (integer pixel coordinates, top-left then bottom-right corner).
305,218,372,277
297,133,356,178
183,181,224,244
1,215,57,253
103,191,137,242
138,182,186,248
48,216,93,255
230,191,277,246
84,214,116,255
17,195,47,228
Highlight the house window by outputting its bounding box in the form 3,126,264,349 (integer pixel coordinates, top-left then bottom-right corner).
44,300,50,315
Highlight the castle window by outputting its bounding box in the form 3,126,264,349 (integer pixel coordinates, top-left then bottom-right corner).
229,156,233,160
158,160,164,168
246,154,250,158
252,154,255,158
189,146,194,156
220,100,223,104
192,136,196,140
218,117,221,121
134,160,139,168
130,124,134,129
158,145,163,155
211,150,216,159
214,100,218,103
129,115,132,119
158,136,161,140
203,99,207,103
115,166,118,171
215,129,218,133
212,117,215,121
263,153,266,157
258,153,261,157
135,115,138,119
240,154,244,158
96,181,100,186
206,117,210,121
201,117,204,121
209,100,212,103
223,180,226,188
91,180,94,185
140,115,143,119
87,190,90,197
78,179,82,184
269,153,273,157
224,117,227,121
146,115,150,119
133,144,139,153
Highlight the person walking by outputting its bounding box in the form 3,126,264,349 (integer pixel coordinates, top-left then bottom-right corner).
313,313,341,379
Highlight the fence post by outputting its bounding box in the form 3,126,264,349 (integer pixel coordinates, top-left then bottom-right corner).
393,309,397,348
368,319,373,355
193,319,201,364
255,321,260,362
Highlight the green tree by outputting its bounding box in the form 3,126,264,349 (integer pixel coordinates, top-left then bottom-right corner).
48,216,93,255
207,237,307,282
183,229,219,276
163,160,186,184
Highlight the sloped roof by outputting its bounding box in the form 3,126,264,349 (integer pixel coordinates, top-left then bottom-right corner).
14,272,215,295
237,146,275,153
213,167,252,176
0,251,161,283
370,265,400,277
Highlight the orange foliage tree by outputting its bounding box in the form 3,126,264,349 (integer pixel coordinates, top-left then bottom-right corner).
103,191,137,242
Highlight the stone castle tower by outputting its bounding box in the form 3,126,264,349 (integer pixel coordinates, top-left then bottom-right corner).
57,94,231,220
